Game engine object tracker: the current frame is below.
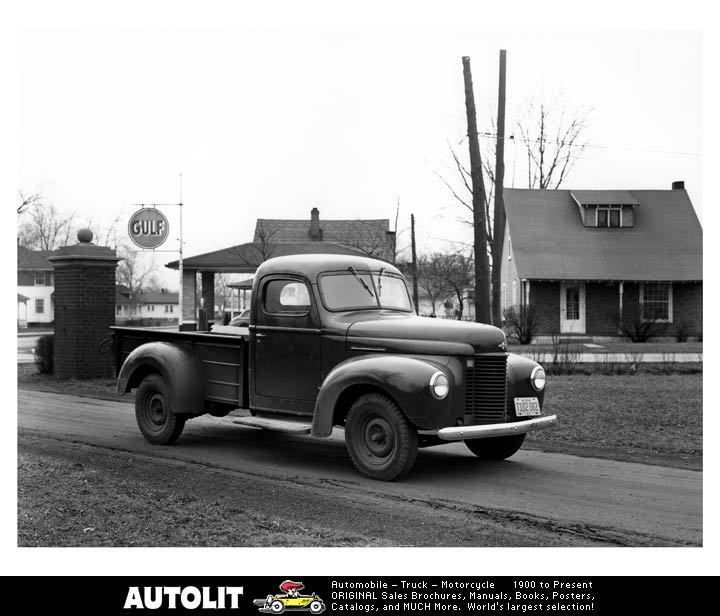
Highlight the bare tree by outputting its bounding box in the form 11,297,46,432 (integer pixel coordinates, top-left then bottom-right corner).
17,191,41,215
516,100,589,189
214,273,233,314
17,198,76,251
439,93,589,326
416,253,454,317
116,244,157,294
441,252,474,320
232,221,281,268
336,221,394,262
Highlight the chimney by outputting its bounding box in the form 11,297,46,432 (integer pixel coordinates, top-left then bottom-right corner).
309,207,323,241
672,180,685,190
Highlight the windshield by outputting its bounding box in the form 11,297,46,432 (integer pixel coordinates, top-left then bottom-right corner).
319,270,413,312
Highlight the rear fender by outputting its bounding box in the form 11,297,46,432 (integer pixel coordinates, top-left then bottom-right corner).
116,342,204,415
311,354,453,437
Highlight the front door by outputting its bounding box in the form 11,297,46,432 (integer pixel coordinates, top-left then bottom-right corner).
560,282,586,334
252,275,322,414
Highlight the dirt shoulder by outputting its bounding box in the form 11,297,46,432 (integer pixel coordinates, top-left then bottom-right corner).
19,432,613,547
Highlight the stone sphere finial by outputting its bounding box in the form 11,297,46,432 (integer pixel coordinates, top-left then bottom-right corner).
77,228,94,244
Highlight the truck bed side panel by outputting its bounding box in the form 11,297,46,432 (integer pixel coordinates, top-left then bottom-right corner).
112,327,249,409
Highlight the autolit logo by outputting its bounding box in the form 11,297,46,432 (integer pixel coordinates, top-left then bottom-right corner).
253,580,326,614
123,586,244,610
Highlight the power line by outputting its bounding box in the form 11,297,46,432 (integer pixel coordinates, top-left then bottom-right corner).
475,131,701,158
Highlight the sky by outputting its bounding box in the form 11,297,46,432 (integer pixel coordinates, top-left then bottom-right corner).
17,29,702,289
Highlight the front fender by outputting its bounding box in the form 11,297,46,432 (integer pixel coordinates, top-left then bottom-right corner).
116,342,205,415
507,353,546,413
311,354,453,437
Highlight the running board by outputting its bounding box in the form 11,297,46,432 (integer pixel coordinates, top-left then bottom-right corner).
232,416,312,435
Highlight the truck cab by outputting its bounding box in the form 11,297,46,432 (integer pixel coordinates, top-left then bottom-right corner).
113,254,556,481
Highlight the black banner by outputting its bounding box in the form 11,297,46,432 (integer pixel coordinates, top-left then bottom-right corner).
12,577,711,614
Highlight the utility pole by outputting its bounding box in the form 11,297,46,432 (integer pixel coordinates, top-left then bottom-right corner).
410,213,419,312
462,56,491,324
492,50,507,326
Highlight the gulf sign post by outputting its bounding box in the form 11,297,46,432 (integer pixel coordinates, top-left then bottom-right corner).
128,208,170,249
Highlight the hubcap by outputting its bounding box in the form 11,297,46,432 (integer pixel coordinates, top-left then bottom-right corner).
364,417,393,457
146,393,167,428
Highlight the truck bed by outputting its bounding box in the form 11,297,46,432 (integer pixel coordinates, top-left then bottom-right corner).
111,326,250,409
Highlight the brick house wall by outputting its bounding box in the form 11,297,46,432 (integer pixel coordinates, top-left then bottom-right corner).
529,280,702,339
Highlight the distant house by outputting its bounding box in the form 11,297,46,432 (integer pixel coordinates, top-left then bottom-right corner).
115,286,179,324
500,182,702,341
17,245,55,327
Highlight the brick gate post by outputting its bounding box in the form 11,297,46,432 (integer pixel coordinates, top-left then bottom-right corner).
47,229,120,379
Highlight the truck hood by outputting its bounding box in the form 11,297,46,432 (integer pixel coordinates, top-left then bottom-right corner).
345,314,506,356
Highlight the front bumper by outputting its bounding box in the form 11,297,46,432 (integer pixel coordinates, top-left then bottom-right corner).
437,414,557,441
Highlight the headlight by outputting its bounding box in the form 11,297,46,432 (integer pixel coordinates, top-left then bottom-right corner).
430,372,449,399
531,366,546,391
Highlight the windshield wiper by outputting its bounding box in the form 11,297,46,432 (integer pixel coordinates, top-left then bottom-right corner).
348,266,374,298
377,267,384,298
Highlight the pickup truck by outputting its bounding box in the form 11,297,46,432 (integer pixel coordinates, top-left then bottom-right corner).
112,254,556,481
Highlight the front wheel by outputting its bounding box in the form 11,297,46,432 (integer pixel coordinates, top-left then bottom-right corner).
135,373,186,445
345,393,419,481
464,434,526,460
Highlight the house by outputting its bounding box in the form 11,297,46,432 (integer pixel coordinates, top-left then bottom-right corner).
115,286,179,324
500,182,702,341
17,245,56,327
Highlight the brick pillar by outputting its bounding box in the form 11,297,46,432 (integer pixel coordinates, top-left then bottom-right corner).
201,271,215,331
181,269,198,331
47,229,120,379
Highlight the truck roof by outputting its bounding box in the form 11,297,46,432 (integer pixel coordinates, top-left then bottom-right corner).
255,254,403,283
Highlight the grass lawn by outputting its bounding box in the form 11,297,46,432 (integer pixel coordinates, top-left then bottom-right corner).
18,364,702,469
526,373,702,469
509,341,702,354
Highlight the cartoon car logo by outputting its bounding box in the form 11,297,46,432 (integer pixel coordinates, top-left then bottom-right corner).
253,580,326,614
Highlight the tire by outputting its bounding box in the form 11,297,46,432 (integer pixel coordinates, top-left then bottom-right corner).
135,373,186,445
270,600,285,614
464,434,526,460
345,392,419,481
309,601,324,614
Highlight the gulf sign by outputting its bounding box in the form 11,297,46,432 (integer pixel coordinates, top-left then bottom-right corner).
128,208,169,249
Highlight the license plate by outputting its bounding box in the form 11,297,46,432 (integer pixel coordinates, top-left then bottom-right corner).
514,397,541,416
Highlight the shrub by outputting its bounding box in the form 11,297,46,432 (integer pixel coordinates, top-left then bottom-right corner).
674,319,691,343
503,305,538,345
617,306,663,343
33,334,54,374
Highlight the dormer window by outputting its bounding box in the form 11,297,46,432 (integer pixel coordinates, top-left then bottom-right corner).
596,207,622,228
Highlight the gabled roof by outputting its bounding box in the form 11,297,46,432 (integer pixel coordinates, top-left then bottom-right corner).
17,245,55,270
503,188,702,281
254,218,390,243
166,241,370,273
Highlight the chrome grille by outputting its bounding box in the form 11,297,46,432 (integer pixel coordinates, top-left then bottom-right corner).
465,355,508,424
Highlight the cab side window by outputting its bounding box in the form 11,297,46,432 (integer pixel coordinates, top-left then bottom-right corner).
263,279,311,315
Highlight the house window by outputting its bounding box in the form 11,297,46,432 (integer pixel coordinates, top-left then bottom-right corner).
641,283,673,322
596,207,622,227
116,305,122,315
148,304,154,312
165,304,174,313
35,299,44,314
35,272,47,285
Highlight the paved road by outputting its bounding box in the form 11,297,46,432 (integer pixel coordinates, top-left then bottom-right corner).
18,389,701,546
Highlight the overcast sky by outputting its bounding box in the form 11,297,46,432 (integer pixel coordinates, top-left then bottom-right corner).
18,29,701,287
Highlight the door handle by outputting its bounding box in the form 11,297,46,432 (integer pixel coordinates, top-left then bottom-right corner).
255,333,267,339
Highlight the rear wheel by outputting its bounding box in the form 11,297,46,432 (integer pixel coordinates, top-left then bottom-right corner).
135,373,186,445
464,434,526,460
345,393,418,481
